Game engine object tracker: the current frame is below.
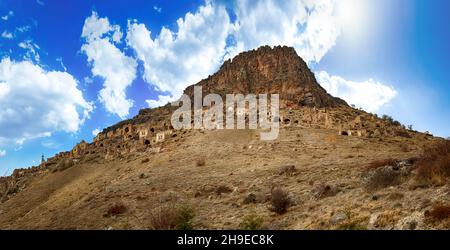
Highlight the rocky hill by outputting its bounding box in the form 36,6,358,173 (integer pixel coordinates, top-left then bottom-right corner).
184,45,347,108
0,46,449,230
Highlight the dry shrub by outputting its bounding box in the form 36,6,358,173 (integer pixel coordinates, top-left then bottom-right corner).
312,183,340,199
278,165,296,176
243,192,267,204
366,159,398,171
104,203,127,217
365,166,402,191
196,158,206,167
415,140,450,186
425,204,450,222
269,187,290,214
149,204,195,230
149,206,178,230
215,185,233,195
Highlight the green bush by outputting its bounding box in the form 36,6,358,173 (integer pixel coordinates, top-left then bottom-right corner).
176,205,195,230
240,215,264,230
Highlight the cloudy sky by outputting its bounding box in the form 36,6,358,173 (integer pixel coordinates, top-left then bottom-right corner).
1,0,450,174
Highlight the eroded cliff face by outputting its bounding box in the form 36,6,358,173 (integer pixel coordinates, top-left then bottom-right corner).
184,45,347,108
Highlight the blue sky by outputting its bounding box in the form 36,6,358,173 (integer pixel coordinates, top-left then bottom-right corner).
0,0,450,174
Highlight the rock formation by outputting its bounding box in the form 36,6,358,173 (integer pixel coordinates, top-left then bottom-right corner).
184,45,347,108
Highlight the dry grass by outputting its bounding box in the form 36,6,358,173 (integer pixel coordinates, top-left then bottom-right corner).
148,205,178,230
415,140,450,186
148,204,195,230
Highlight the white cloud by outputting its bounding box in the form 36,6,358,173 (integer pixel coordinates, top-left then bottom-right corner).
36,0,45,6
81,11,122,43
92,128,101,136
18,40,40,62
153,5,162,13
316,71,397,112
81,12,137,118
1,11,14,21
16,25,31,33
126,0,342,107
146,95,175,108
127,2,232,107
1,31,13,39
230,0,340,64
56,57,67,71
0,58,93,145
100,0,394,112
0,150,6,157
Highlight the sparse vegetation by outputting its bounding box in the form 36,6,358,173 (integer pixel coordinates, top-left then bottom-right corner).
381,114,402,127
141,158,150,163
149,204,195,230
240,214,264,230
414,140,450,186
269,187,290,214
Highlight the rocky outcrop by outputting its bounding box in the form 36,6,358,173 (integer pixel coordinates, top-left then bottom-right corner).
184,45,347,108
